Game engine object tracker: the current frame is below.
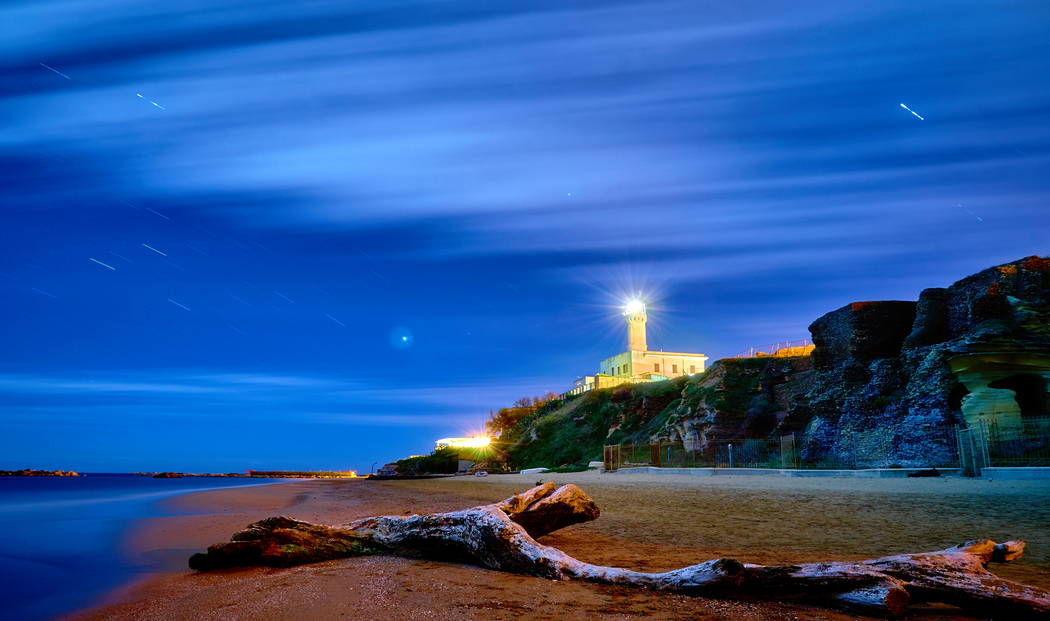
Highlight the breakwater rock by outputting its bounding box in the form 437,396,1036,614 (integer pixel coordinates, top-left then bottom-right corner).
132,472,249,477
0,469,80,476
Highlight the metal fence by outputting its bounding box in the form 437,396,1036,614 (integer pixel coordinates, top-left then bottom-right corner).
608,434,959,471
605,417,1050,474
604,416,1050,474
606,438,800,470
731,340,815,359
955,416,1050,476
981,415,1050,468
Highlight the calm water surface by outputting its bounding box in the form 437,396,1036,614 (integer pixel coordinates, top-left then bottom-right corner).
0,474,286,621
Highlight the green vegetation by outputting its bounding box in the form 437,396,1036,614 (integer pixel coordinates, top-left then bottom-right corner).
546,465,592,473
394,447,460,475
484,356,812,471
490,376,694,470
394,444,497,475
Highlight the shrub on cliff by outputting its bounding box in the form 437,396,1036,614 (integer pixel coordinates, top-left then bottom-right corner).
395,447,460,475
500,377,693,469
485,392,561,438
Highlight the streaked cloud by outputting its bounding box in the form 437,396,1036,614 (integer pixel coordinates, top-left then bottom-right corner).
1,0,1048,471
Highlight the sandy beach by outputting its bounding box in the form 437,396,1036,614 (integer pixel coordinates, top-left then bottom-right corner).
62,472,1050,621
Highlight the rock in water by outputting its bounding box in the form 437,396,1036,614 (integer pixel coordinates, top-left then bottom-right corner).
0,469,80,476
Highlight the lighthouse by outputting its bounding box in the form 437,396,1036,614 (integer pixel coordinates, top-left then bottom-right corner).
624,299,647,352
578,297,708,392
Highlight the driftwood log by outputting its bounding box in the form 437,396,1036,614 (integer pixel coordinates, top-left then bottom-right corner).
190,483,1050,619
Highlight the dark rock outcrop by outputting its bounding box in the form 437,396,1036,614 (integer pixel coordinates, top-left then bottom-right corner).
810,301,918,371
648,357,814,450
0,469,80,476
785,256,1050,467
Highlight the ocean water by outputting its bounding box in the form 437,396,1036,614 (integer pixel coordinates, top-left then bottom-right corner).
0,474,286,621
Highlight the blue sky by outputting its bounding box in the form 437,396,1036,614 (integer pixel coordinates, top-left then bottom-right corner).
2,0,1048,472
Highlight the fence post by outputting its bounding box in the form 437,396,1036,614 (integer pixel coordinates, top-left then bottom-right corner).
979,418,990,469
603,445,620,472
780,434,796,469
967,429,981,477
650,443,661,468
958,426,976,477
954,425,966,475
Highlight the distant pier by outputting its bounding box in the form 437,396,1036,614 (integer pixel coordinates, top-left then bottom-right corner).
246,470,358,478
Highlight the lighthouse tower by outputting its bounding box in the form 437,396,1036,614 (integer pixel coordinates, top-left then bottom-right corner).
581,296,707,393
623,299,647,352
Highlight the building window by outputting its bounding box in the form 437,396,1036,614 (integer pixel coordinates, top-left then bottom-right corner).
672,364,678,374
690,365,695,374
654,363,660,373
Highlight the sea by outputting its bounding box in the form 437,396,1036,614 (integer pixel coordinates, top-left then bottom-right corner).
0,474,287,621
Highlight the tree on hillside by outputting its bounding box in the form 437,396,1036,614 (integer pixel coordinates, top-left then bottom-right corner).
486,406,534,438
486,392,561,437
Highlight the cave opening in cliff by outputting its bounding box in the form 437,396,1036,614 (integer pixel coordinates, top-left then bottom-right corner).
988,374,1049,418
948,383,970,412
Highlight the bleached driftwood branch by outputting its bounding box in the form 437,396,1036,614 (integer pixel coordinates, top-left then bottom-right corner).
190,483,1050,620
188,482,596,570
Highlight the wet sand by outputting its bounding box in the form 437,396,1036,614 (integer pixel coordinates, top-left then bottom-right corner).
62,471,1050,620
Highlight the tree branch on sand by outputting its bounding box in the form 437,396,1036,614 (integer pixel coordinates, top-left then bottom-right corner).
190,483,1049,620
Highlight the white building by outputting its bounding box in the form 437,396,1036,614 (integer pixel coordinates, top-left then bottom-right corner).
571,301,708,394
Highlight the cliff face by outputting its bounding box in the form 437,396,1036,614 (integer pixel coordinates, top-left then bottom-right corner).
504,357,816,468
784,256,1050,466
501,257,1050,470
654,356,814,450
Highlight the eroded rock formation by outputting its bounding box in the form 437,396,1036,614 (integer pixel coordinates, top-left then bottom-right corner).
653,356,814,451
782,256,1050,466
497,258,1049,470
640,256,1050,468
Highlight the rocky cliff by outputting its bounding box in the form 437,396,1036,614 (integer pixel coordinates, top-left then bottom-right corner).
500,257,1050,469
781,255,1050,466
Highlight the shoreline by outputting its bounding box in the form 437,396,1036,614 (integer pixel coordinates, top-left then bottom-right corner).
63,471,1050,620
0,473,305,621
